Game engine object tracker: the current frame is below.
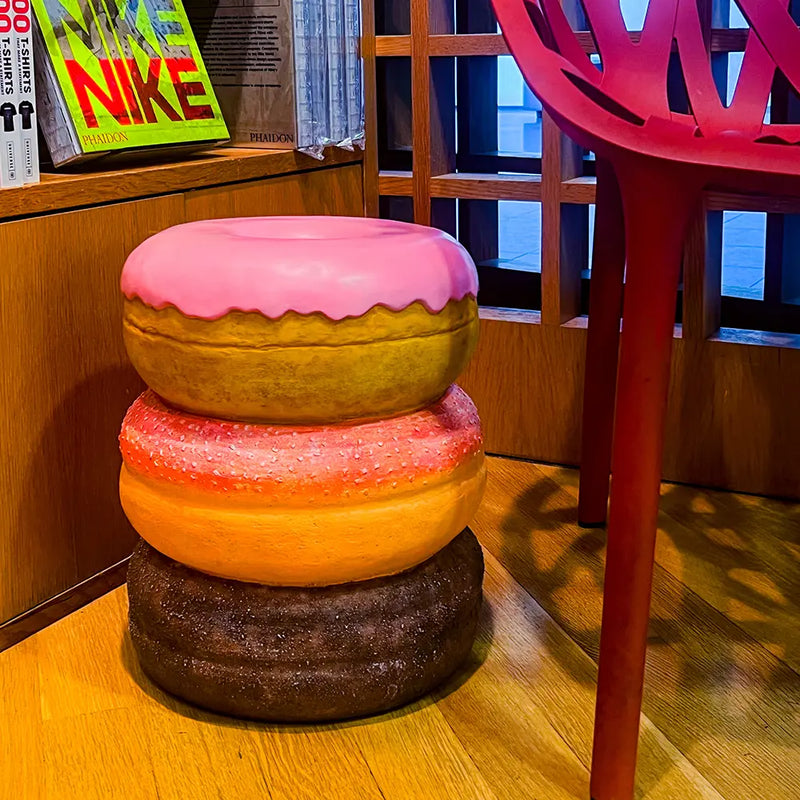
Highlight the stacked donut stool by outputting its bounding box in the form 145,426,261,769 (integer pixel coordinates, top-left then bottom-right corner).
119,216,487,721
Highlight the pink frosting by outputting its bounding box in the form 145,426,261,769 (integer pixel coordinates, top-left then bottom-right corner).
121,216,479,320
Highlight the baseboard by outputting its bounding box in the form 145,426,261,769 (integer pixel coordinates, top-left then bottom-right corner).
0,557,130,653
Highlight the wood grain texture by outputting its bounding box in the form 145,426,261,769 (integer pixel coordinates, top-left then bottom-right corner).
0,558,128,653
683,202,723,340
7,456,798,798
361,0,380,216
375,30,749,58
379,171,545,201
0,196,184,622
1,161,364,626
432,173,543,200
0,148,362,219
471,457,800,800
378,169,413,195
375,34,412,56
381,171,800,216
559,178,800,215
541,113,583,325
460,310,800,498
410,0,432,224
183,164,365,220
378,175,800,220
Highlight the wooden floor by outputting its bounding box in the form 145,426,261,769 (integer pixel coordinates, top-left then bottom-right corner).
2,456,799,800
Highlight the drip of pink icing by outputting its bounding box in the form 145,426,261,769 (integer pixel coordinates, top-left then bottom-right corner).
121,216,479,321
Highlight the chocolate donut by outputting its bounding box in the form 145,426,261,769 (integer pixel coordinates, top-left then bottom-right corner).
127,529,484,722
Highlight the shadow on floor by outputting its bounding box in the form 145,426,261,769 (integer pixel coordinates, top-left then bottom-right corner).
493,462,800,796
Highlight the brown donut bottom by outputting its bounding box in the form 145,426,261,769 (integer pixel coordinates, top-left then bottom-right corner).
127,530,484,722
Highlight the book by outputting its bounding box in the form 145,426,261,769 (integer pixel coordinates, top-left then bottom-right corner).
186,0,363,154
30,0,229,166
185,0,315,151
12,0,39,182
0,18,23,186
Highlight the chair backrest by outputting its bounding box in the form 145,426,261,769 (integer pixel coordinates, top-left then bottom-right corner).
491,0,800,174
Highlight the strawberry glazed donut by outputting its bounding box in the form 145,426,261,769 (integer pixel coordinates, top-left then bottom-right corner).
121,216,479,423
119,386,486,585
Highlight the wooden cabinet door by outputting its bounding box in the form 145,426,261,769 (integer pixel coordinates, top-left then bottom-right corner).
0,195,184,621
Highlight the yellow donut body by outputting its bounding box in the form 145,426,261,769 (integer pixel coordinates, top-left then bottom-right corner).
123,297,479,423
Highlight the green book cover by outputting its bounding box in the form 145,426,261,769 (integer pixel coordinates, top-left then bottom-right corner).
32,0,228,154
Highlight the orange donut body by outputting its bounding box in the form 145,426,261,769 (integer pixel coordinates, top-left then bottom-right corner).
119,387,486,585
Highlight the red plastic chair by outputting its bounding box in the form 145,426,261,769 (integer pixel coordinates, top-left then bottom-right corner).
490,1,800,798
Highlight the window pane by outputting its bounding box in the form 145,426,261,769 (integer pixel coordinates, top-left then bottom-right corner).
620,0,649,31
722,211,766,300
497,56,542,158
498,201,541,271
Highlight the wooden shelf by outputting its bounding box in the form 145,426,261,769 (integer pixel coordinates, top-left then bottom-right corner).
706,190,800,214
378,170,413,195
376,35,411,56
0,146,363,220
561,176,597,204
430,34,509,56
379,171,543,201
376,34,508,57
375,29,750,59
381,170,800,214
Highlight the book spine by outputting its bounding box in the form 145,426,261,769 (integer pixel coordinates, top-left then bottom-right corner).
292,0,329,152
343,0,363,146
0,8,22,187
292,0,315,149
12,0,37,182
325,0,347,144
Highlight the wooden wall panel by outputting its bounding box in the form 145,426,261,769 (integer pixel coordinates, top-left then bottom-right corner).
0,196,184,622
184,164,365,220
460,311,585,464
0,160,366,626
460,312,800,499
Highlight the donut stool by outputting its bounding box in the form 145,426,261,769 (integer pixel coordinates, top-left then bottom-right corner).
128,530,483,721
120,215,486,721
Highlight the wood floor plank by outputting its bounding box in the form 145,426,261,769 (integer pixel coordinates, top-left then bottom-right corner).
472,457,800,800
36,589,142,722
0,638,44,800
41,708,161,800
2,455,796,799
469,551,722,800
343,702,502,800
433,560,592,800
656,484,800,675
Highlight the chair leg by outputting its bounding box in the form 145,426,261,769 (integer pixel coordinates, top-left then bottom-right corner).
589,162,699,800
578,159,626,527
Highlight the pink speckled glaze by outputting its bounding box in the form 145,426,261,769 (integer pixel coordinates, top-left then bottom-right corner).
120,385,483,504
121,216,479,321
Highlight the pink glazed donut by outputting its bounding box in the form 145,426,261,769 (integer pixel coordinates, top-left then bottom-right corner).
121,216,480,423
